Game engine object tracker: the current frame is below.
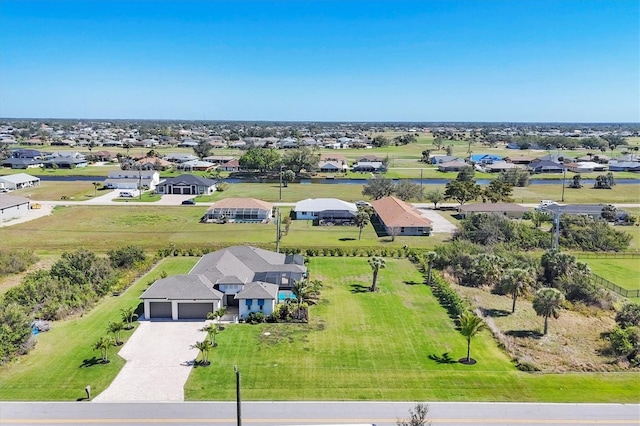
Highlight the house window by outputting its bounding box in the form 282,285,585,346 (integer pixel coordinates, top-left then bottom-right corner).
245,299,252,306
257,299,264,306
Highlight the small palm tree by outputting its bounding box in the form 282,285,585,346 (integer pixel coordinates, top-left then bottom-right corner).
192,340,214,366
368,256,386,292
355,210,370,240
501,268,534,313
207,307,227,330
107,321,125,345
120,306,138,330
458,311,485,364
200,323,219,346
292,280,312,319
93,336,113,363
533,287,565,335
424,251,437,286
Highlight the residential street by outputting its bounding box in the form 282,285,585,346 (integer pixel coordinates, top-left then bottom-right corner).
1,401,638,425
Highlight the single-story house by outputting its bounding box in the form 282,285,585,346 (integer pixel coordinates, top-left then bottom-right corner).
91,151,116,162
104,171,160,190
544,204,628,221
140,274,224,320
1,158,44,169
0,194,31,224
140,246,306,320
135,157,172,171
43,156,88,169
470,154,502,165
357,155,384,162
102,139,123,147
219,159,241,172
608,161,640,172
203,198,273,223
457,203,530,219
318,160,346,173
294,198,357,223
352,161,385,172
177,160,216,172
11,149,42,159
528,159,564,174
430,155,460,164
505,155,535,165
566,161,607,173
437,160,469,172
155,174,217,195
485,161,521,172
371,196,432,237
164,153,199,163
204,155,236,164
0,173,41,190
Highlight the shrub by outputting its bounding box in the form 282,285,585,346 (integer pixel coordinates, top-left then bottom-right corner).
616,303,640,328
246,312,266,324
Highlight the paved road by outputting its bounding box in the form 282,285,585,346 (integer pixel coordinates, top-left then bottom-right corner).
1,401,638,426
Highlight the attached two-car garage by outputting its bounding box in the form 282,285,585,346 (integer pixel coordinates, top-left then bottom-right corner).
146,301,215,320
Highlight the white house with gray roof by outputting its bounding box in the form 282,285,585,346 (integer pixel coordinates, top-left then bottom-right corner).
140,246,306,320
294,198,357,222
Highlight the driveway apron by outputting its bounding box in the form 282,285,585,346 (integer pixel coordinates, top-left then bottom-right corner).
93,321,206,402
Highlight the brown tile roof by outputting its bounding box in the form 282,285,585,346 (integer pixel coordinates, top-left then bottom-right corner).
371,196,432,228
208,197,273,211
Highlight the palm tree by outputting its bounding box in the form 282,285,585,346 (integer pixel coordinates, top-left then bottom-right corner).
355,210,370,240
368,256,386,292
92,182,100,198
292,279,312,319
93,336,113,363
532,288,565,335
200,323,219,346
107,321,124,345
424,252,437,286
501,268,534,313
458,311,485,364
207,307,227,330
120,306,138,330
192,340,214,366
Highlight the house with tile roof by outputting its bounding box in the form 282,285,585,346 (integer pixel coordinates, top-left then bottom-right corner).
371,196,432,237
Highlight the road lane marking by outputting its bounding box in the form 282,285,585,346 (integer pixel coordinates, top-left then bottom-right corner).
2,419,639,424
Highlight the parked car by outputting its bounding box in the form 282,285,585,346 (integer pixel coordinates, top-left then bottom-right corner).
119,191,135,198
182,199,196,205
355,200,371,208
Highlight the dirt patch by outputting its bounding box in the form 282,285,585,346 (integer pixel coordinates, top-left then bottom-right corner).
0,256,57,296
451,283,630,373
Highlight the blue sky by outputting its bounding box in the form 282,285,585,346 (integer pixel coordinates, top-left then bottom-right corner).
1,0,638,122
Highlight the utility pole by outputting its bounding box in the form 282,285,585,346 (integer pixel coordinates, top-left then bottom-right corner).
275,207,281,253
553,211,561,251
279,163,283,201
234,366,241,426
561,165,566,202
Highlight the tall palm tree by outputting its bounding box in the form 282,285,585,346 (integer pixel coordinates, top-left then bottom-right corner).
200,323,219,346
120,306,138,330
458,311,485,364
533,288,565,335
501,268,535,313
93,336,113,363
107,321,124,345
192,340,213,366
355,210,370,240
368,257,386,292
207,307,227,330
424,251,437,286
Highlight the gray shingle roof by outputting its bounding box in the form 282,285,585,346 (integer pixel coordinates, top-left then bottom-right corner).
140,274,223,300
235,282,279,300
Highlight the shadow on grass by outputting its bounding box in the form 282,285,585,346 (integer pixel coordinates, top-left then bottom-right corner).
350,283,370,293
339,237,356,241
403,280,421,286
481,308,511,318
79,357,106,368
506,330,543,339
428,352,458,364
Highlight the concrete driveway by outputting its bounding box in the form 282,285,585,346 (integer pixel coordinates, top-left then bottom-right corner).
412,204,458,234
93,320,207,402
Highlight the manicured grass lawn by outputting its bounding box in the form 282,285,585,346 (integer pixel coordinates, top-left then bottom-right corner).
577,257,640,291
0,257,199,400
0,205,446,253
185,257,640,402
12,181,111,201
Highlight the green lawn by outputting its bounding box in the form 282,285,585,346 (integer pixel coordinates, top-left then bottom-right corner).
185,257,640,402
0,257,199,400
577,257,640,291
0,205,446,253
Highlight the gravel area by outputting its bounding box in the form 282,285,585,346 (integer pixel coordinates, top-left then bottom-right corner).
93,320,207,402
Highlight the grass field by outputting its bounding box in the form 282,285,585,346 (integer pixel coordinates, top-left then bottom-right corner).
1,256,638,402
0,257,199,400
0,204,448,253
185,257,639,402
576,257,640,291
